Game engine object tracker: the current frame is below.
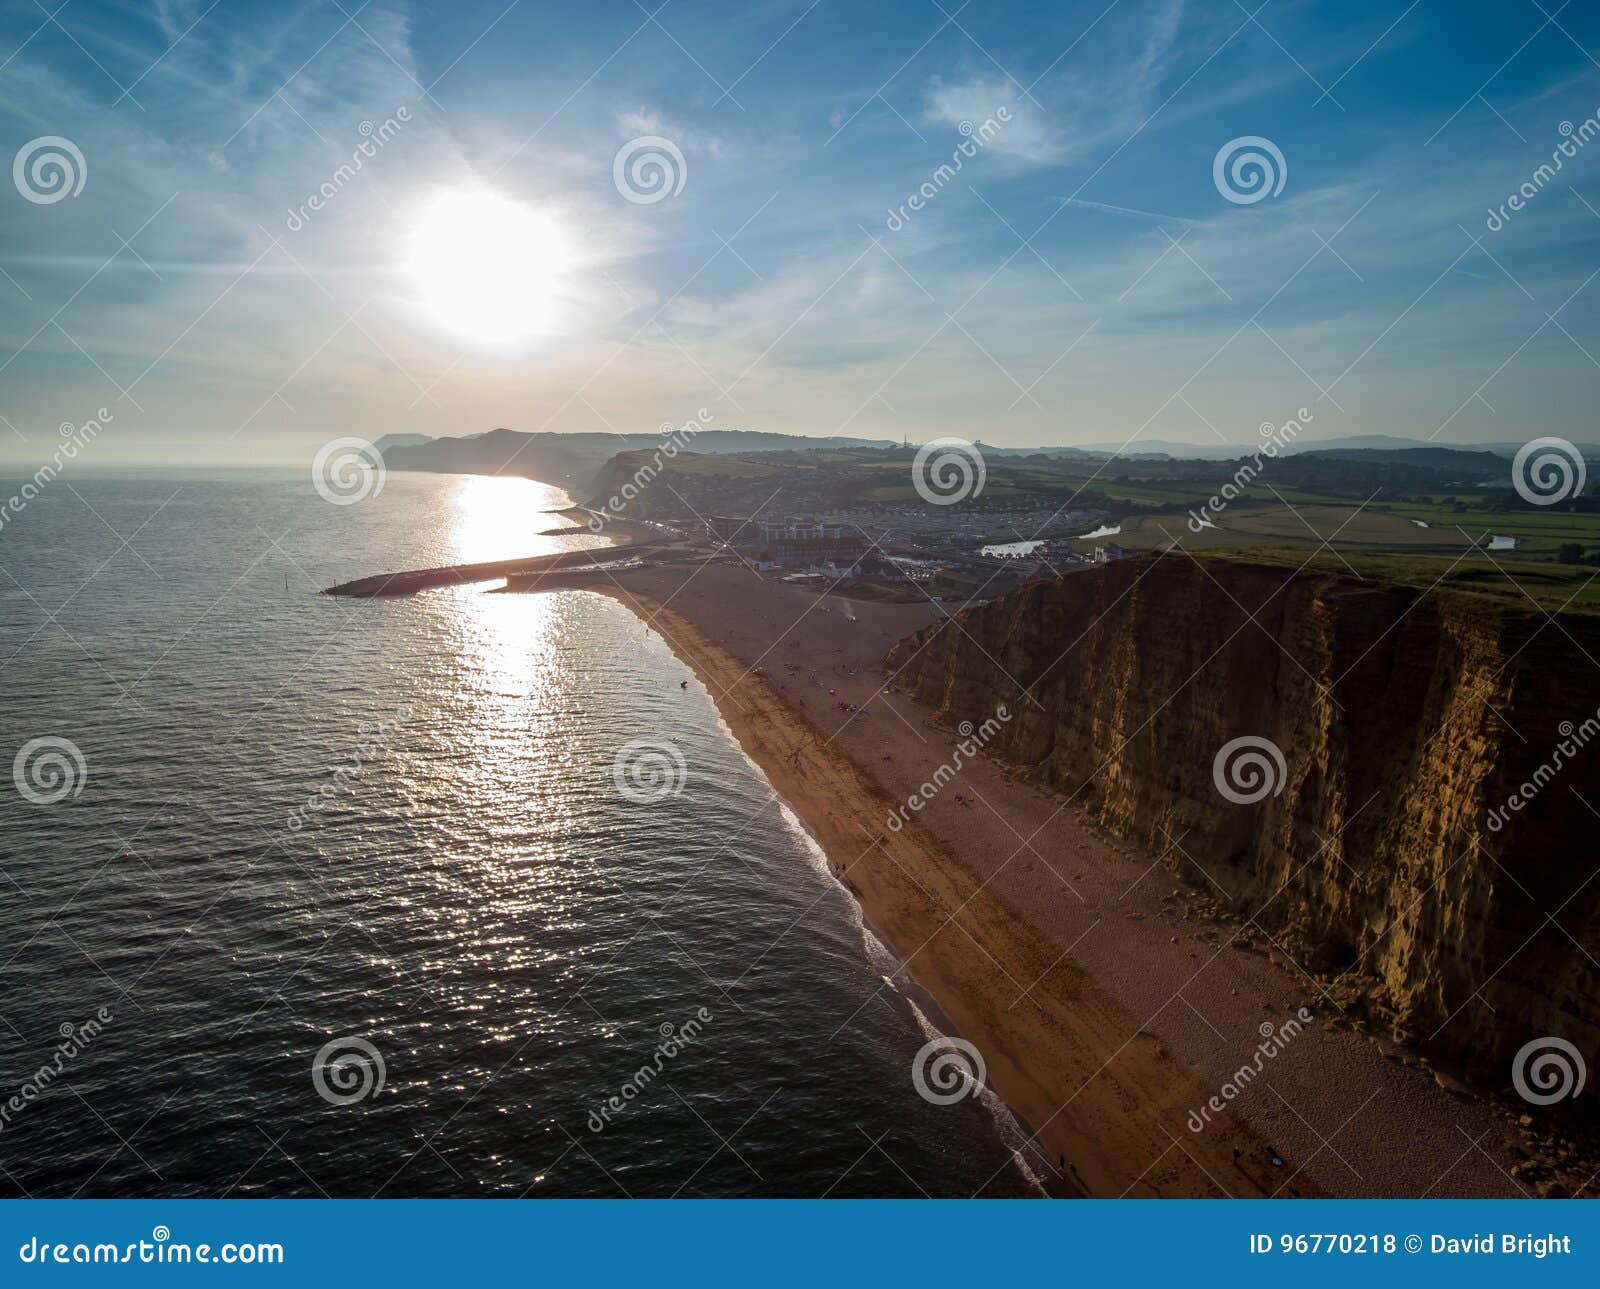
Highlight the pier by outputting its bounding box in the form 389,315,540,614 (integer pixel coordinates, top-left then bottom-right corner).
322,542,660,597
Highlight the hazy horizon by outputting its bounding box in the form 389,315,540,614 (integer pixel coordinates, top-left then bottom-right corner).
1,425,1587,473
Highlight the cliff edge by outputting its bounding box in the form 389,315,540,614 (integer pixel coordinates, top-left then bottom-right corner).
884,552,1599,1101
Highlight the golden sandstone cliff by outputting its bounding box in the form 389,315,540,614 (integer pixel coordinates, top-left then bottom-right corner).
884,553,1600,1099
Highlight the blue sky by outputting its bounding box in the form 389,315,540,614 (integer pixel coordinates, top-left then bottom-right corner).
1,0,1599,462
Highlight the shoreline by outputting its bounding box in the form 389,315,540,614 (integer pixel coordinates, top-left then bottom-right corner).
593,584,1279,1198
718,707,1051,1198
711,697,1052,1198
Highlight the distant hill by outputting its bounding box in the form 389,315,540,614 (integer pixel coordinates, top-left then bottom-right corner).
372,427,1600,490
972,443,1098,458
1074,434,1600,461
380,428,897,491
1072,438,1243,459
1294,446,1506,475
1289,434,1459,456
372,433,435,454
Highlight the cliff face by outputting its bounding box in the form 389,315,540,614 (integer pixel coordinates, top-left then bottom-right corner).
885,554,1600,1088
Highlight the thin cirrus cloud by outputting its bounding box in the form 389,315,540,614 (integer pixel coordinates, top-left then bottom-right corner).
921,74,1070,164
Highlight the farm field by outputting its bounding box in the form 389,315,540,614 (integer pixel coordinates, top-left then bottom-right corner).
1193,547,1600,615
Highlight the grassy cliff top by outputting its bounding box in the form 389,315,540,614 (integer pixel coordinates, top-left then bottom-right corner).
1179,547,1600,616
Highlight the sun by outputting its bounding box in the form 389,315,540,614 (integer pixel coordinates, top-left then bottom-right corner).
405,188,572,348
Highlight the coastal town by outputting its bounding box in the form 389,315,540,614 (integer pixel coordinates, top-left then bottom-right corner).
565,442,1134,602
650,509,1127,603
336,427,1600,610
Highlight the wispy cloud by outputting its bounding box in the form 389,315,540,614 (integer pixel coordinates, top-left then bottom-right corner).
923,73,1067,163
615,108,727,159
0,0,1595,461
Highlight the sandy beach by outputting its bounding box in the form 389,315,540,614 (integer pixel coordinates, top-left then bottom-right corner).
570,559,1555,1199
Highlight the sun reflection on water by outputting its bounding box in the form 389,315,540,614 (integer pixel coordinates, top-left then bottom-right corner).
446,473,581,565
432,474,612,895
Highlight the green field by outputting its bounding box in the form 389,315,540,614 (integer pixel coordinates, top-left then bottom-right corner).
943,455,1600,614
1189,547,1600,614
621,443,1600,612
1081,506,1482,553
613,450,781,478
1064,506,1600,614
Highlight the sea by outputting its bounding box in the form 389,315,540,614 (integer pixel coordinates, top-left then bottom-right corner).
0,469,1034,1198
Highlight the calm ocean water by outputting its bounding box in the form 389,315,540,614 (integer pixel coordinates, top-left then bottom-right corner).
0,469,1032,1197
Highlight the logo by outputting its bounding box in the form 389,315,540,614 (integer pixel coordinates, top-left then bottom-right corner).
612,737,688,803
13,736,87,805
1511,1036,1586,1105
1211,735,1287,805
911,1035,986,1105
311,1036,386,1105
612,136,687,205
911,438,986,506
1213,136,1287,205
311,437,386,506
13,136,86,204
1511,437,1585,506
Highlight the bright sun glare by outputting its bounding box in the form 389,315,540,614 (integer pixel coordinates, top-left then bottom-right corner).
405,189,571,348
